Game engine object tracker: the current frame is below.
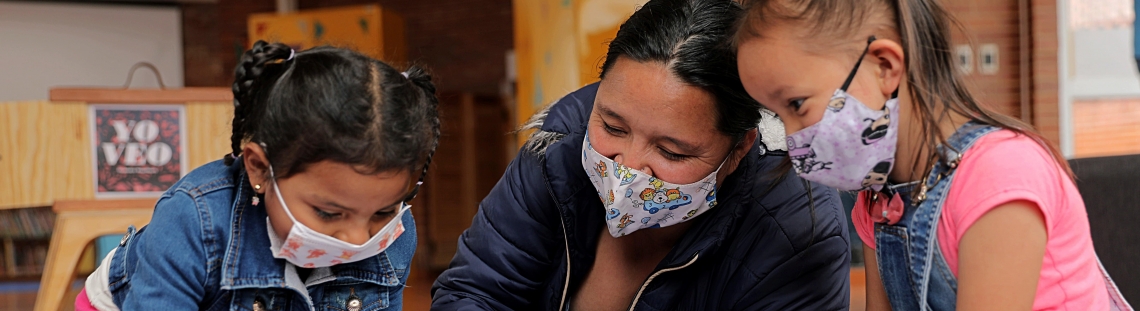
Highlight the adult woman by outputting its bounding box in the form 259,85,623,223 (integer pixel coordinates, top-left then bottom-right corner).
431,0,850,309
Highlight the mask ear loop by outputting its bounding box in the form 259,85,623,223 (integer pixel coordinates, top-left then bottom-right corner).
840,36,878,92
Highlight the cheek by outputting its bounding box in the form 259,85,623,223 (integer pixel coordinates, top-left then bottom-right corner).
651,163,712,185
265,200,294,239
587,123,622,159
844,79,888,110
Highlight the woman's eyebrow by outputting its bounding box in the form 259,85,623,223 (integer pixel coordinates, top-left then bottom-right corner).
596,104,626,123
662,136,700,154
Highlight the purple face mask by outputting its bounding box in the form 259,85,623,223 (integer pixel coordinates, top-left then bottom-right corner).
785,37,899,191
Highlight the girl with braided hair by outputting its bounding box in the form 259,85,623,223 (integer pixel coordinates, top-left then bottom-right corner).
76,41,440,311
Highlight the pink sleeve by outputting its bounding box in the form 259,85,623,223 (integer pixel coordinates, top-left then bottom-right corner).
938,131,1061,275
851,191,877,249
943,131,1058,241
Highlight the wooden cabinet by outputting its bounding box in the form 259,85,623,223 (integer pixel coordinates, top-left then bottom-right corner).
414,92,513,271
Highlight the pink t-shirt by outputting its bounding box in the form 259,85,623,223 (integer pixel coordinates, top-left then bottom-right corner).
853,130,1109,310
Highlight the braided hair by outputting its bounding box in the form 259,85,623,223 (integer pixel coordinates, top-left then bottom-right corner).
226,41,440,199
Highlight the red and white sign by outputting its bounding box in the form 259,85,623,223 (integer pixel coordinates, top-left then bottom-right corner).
89,104,187,198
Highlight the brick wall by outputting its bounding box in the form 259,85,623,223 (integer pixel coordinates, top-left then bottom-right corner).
942,0,1062,146
182,0,513,95
1031,0,1062,146
945,0,1023,118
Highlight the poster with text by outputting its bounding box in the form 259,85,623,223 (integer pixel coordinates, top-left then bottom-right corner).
89,105,187,198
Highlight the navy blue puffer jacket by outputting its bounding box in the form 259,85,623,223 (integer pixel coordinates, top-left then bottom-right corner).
431,84,851,310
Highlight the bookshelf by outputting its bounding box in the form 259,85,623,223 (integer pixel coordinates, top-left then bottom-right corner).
0,207,53,279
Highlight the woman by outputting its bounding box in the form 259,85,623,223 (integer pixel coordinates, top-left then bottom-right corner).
431,0,850,309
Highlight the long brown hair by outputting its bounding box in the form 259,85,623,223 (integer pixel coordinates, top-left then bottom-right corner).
734,0,1074,182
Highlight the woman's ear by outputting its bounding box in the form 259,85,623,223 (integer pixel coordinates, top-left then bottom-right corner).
242,142,270,194
728,129,758,169
869,39,906,98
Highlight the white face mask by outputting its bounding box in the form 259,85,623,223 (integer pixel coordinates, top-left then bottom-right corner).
265,166,409,268
581,133,724,237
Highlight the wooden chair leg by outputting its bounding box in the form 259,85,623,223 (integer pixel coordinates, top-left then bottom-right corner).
34,210,152,311
34,212,85,311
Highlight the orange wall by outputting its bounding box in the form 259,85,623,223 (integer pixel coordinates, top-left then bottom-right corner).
1073,98,1140,157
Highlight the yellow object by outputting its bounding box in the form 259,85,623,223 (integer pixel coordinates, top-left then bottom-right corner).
512,0,647,144
248,5,407,64
77,242,95,274
34,199,155,311
0,101,232,209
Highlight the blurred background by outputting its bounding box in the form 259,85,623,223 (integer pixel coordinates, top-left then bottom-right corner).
0,0,1137,310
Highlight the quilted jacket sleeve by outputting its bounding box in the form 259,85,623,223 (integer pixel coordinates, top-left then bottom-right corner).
430,149,564,310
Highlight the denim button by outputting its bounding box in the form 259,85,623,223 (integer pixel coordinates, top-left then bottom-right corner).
118,232,129,246
253,299,266,311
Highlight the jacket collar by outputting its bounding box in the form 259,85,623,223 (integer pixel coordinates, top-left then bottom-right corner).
218,163,400,290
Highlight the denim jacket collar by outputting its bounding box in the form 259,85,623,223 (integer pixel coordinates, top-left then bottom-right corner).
218,164,401,291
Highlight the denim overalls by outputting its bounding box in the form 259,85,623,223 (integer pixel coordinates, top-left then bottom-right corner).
873,121,1133,311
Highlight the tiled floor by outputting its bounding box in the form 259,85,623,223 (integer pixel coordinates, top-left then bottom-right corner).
1,268,864,311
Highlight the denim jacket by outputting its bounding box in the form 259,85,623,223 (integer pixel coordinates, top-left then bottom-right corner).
92,160,415,311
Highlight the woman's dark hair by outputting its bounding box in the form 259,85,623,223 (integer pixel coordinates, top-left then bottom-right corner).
225,41,440,192
600,0,761,141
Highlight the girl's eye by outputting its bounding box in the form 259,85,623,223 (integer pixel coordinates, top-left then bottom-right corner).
789,98,807,111
314,208,341,220
373,208,397,219
659,147,690,161
602,121,627,136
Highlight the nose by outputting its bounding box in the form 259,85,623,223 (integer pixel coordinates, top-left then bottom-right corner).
334,226,372,245
613,152,654,177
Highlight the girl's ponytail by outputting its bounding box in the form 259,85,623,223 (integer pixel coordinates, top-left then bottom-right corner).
225,40,294,166
397,65,440,200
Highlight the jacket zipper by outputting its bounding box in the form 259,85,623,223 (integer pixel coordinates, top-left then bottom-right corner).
557,211,572,311
626,253,700,311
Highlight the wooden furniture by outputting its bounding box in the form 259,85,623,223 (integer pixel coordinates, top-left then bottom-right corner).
0,88,233,209
1,87,232,311
33,199,155,311
512,0,647,144
417,92,512,271
247,4,407,64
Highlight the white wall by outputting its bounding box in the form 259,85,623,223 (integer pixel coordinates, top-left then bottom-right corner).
0,1,182,102
1070,27,1140,99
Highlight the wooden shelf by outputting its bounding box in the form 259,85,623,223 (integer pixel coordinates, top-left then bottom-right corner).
49,87,232,103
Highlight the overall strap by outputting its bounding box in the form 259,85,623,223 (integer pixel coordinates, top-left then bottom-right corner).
909,121,999,310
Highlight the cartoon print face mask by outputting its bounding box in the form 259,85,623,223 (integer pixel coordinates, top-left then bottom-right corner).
265,166,409,268
581,133,724,237
785,36,900,192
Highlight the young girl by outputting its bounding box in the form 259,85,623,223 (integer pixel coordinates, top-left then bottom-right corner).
733,0,1133,310
76,41,439,311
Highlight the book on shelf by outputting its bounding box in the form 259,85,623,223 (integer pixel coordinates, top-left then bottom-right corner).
0,207,55,278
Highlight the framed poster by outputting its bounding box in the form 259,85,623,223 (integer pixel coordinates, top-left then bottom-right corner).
88,104,187,198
